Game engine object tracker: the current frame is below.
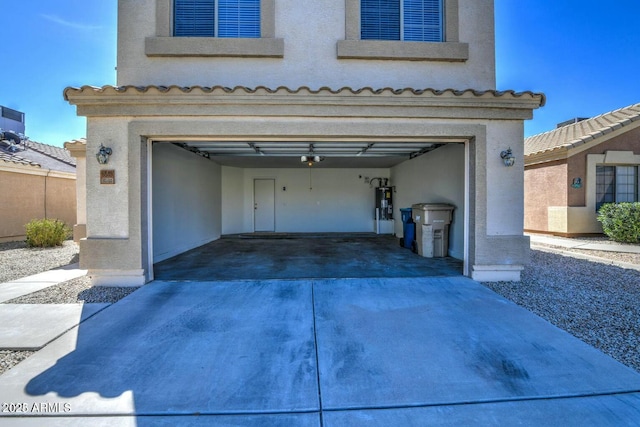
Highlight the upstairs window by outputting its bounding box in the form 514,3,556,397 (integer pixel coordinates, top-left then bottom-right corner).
361,0,443,42
174,0,260,38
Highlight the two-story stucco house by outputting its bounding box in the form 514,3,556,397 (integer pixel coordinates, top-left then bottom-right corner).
65,0,543,286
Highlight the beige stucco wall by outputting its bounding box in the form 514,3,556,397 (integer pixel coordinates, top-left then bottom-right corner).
117,0,496,90
0,166,76,242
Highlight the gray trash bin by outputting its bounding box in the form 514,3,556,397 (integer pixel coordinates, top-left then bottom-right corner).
411,203,454,257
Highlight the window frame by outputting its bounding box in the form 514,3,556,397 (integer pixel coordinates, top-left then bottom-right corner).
595,165,640,211
338,0,468,61
145,0,283,58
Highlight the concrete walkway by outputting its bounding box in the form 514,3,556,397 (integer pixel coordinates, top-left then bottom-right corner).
1,277,640,426
0,266,101,352
528,233,640,253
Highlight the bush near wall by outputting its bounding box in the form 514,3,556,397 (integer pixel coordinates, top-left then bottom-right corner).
597,203,640,244
25,219,72,248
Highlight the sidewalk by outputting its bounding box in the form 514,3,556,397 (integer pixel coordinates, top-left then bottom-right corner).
528,233,640,254
0,266,109,352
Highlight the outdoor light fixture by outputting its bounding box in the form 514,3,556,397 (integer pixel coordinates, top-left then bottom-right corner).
500,148,515,167
571,177,582,189
96,144,113,164
301,155,324,167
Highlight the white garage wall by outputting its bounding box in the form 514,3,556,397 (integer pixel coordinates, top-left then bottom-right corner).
221,168,391,233
221,166,245,235
390,144,465,259
152,144,222,262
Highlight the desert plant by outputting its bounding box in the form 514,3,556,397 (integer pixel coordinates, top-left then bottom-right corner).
597,202,640,244
24,218,71,248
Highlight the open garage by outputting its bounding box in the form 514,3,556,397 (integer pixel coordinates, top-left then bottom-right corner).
65,85,542,286
151,138,466,280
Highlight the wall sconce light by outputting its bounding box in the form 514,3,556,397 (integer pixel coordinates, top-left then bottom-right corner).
571,178,582,189
96,144,113,164
500,148,515,167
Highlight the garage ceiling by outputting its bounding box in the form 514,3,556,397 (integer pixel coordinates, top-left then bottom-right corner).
171,140,454,168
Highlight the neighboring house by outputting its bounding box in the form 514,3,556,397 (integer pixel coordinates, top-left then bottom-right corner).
65,0,543,286
524,103,640,236
0,139,77,242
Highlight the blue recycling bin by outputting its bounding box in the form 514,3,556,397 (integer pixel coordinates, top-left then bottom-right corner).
400,208,415,249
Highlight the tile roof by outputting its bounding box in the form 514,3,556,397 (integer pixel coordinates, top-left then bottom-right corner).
0,150,41,168
0,140,76,173
64,84,546,105
25,140,76,168
525,103,640,158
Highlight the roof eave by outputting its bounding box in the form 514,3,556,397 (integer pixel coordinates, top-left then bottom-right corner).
63,85,545,121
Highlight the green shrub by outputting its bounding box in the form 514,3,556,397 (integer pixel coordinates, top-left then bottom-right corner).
24,219,71,248
597,202,640,243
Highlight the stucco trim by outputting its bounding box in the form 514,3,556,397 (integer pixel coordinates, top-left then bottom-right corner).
145,37,284,58
337,40,469,62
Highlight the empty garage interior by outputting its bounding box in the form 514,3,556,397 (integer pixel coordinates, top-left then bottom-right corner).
151,139,466,276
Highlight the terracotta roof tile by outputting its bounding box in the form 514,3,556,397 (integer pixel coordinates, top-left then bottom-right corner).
64,84,546,105
525,103,640,158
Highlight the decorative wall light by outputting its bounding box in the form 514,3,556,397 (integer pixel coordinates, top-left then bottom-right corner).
500,148,515,167
571,178,582,189
96,144,113,164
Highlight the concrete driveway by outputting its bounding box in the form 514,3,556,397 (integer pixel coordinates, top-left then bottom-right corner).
1,276,640,426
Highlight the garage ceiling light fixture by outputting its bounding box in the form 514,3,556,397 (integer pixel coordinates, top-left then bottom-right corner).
301,155,324,166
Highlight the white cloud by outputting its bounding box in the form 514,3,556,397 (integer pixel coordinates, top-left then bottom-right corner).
41,14,102,31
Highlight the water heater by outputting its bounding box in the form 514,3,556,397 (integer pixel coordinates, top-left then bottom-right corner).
375,186,393,220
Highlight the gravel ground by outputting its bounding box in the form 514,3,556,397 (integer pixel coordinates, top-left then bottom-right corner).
484,249,640,373
0,240,139,375
1,238,639,376
0,240,79,284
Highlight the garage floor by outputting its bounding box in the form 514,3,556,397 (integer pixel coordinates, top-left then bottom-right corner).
153,234,463,281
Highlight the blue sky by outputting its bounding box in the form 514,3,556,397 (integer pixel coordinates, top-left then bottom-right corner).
1,1,639,146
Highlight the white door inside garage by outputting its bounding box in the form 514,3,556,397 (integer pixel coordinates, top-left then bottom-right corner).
254,179,275,232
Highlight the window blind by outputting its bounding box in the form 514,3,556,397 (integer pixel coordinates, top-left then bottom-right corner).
403,0,443,42
218,0,260,38
174,0,260,38
174,0,216,37
361,0,401,41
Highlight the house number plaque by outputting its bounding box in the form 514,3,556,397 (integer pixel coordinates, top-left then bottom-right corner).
100,169,115,185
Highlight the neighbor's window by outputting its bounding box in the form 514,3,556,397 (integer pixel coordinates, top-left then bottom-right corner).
596,165,639,210
174,0,260,38
361,0,443,42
